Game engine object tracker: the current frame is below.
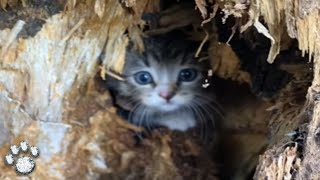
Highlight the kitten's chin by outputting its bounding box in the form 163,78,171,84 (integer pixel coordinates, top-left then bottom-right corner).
158,104,180,112
147,103,181,112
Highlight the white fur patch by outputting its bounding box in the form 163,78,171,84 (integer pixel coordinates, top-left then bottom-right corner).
158,113,196,131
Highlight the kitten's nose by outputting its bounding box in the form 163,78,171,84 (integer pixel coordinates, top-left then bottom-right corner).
159,91,175,101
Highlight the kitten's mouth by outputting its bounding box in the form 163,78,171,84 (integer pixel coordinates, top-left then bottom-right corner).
163,100,175,106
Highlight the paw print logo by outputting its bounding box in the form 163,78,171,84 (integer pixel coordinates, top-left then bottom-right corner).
4,141,40,175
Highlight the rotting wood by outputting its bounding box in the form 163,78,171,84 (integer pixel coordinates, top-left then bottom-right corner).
0,1,220,179
0,0,154,179
246,0,320,179
0,0,319,179
297,56,320,179
254,143,301,180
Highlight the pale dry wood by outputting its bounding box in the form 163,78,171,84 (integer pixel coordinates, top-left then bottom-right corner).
0,0,319,179
254,144,300,180
0,20,25,59
122,0,136,7
195,0,207,19
0,0,8,10
250,0,320,179
0,0,151,179
298,57,320,179
94,0,106,19
195,30,208,58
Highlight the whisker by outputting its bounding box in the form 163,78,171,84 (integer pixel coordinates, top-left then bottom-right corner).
193,97,225,120
128,103,142,124
187,105,206,140
136,106,146,128
194,94,225,114
141,107,152,131
192,101,217,129
145,109,153,131
192,103,215,142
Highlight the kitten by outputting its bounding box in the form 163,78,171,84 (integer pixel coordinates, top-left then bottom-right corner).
107,34,219,131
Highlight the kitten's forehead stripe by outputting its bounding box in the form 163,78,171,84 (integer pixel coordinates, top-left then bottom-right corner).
141,54,150,67
179,52,194,65
143,36,197,65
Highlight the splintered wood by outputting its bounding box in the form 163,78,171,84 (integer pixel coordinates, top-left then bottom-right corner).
62,97,182,180
0,1,218,179
240,0,283,64
250,0,320,179
0,0,154,179
194,0,320,179
0,0,320,179
254,144,301,180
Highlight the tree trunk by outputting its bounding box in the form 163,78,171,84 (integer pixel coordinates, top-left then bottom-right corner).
0,0,320,179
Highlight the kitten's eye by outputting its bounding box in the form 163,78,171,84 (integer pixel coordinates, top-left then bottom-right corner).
178,68,198,82
134,71,154,85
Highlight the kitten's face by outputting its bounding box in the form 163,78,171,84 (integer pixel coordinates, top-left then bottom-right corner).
126,59,205,112
118,39,210,113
